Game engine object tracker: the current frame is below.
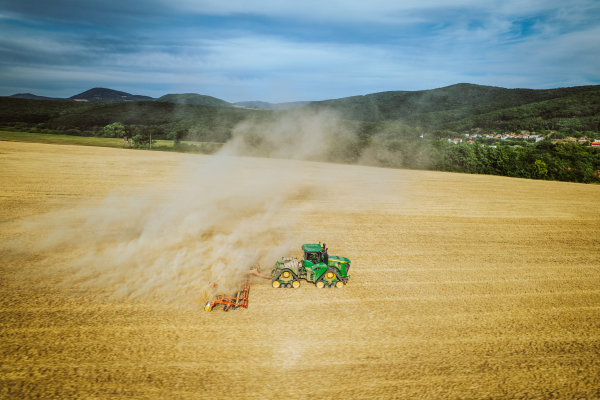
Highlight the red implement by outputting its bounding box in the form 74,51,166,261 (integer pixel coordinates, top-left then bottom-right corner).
204,277,251,312
204,265,268,312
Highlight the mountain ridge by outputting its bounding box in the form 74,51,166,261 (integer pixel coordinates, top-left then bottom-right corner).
70,87,154,103
9,93,73,101
154,93,233,108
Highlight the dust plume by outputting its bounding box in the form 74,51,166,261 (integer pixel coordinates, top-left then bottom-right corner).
5,108,372,306
222,108,355,161
16,152,308,305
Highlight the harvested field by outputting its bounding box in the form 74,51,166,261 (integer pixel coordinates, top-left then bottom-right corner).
1,141,600,399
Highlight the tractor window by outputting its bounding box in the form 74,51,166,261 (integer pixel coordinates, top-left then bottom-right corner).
307,252,322,264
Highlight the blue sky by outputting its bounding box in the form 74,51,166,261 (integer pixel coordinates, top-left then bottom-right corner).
1,0,599,102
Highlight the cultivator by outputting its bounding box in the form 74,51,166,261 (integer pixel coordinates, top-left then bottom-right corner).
203,278,250,312
204,265,268,312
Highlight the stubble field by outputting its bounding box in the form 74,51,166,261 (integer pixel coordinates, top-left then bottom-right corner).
1,141,599,399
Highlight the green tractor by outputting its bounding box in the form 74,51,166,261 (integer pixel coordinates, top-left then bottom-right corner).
270,244,351,289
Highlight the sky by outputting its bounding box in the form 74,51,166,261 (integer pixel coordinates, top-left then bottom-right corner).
1,0,599,103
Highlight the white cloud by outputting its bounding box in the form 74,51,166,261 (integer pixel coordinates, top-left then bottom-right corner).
1,0,599,100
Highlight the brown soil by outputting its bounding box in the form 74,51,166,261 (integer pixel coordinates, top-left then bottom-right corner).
1,141,599,399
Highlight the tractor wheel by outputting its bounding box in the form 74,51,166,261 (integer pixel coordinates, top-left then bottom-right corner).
316,281,325,289
335,281,344,288
272,281,280,288
324,271,336,280
292,281,300,289
281,271,292,279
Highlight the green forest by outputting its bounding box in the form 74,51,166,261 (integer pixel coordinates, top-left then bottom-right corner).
2,83,599,183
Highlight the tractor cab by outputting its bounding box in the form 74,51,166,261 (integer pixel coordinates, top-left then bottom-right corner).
302,243,324,266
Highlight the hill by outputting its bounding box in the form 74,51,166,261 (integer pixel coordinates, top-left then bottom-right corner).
70,88,154,103
440,90,600,133
234,100,312,110
8,93,73,101
155,93,233,108
3,82,599,143
305,83,600,127
0,98,262,143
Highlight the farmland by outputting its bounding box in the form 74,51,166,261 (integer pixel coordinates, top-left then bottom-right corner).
1,141,599,399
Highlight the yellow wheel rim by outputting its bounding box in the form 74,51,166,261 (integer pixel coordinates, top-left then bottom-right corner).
281,271,291,279
204,306,212,312
336,281,344,288
272,281,280,288
316,281,324,288
292,281,300,288
325,272,335,280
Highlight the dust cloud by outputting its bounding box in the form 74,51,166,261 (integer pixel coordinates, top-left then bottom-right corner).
222,108,354,161
8,109,362,306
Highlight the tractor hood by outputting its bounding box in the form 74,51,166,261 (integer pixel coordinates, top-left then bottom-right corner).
329,256,350,264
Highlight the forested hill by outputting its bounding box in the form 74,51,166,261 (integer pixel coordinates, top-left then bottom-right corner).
155,93,233,107
9,93,73,101
0,98,260,143
305,83,600,126
440,90,600,133
2,82,600,141
71,88,154,103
